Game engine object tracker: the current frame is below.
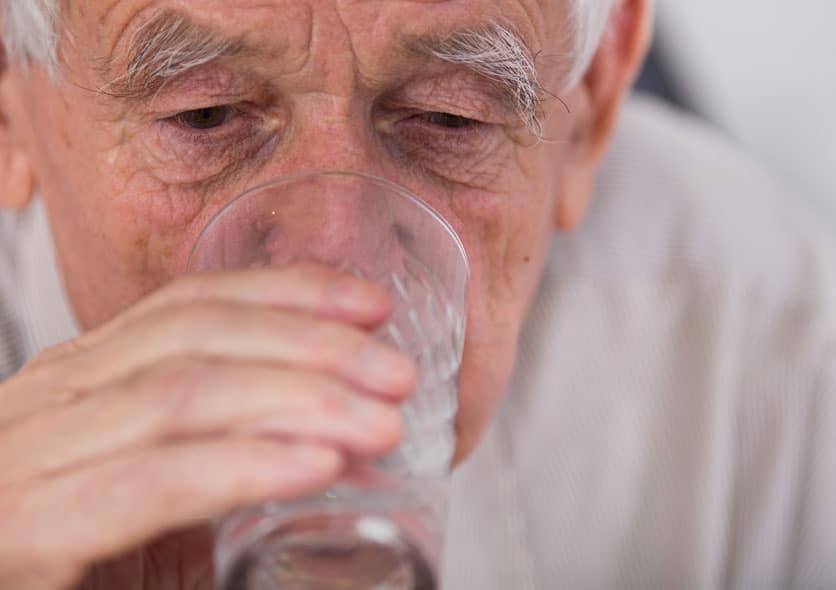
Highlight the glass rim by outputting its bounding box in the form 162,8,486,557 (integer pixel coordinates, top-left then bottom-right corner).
187,170,470,278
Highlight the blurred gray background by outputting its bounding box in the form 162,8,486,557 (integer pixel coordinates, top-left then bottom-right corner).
634,0,836,234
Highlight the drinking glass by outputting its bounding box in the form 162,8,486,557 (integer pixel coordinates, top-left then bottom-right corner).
187,171,469,590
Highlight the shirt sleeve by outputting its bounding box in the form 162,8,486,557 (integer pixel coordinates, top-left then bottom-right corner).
791,344,836,587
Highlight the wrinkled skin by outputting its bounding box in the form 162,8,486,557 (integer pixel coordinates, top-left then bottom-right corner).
0,0,649,587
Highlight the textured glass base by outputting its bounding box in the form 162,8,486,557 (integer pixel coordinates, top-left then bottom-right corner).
220,514,437,590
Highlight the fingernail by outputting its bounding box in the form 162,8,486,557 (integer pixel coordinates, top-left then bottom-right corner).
328,277,365,308
349,399,403,451
329,277,386,312
361,345,417,392
351,397,400,425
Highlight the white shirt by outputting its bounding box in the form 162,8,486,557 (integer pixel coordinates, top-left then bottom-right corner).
2,96,835,589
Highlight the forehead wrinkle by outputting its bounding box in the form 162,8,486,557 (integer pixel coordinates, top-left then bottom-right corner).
91,0,154,57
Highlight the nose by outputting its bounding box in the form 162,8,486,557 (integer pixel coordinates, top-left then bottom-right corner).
280,93,391,177
263,176,368,269
254,96,406,271
259,170,411,280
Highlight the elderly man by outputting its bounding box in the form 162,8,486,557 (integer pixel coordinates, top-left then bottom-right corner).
0,0,834,589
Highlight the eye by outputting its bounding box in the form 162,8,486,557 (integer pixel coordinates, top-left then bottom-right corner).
421,112,479,129
174,106,239,130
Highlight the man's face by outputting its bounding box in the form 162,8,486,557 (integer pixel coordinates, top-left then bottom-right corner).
10,0,593,459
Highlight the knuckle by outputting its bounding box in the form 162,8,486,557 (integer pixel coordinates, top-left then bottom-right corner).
167,272,216,300
139,358,213,420
298,320,366,363
306,377,354,416
176,300,224,324
282,370,347,415
146,357,204,388
159,301,229,337
26,337,87,370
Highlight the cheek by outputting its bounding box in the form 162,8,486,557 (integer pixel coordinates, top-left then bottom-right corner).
94,132,263,278
427,147,566,448
71,167,206,280
24,101,232,325
23,89,194,266
453,189,551,365
441,165,556,311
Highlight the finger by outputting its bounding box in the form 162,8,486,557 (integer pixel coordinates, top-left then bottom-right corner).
0,440,343,588
83,266,393,347
0,267,400,424
1,359,403,485
49,301,417,400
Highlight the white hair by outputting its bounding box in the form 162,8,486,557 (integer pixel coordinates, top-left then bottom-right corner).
1,0,60,75
567,0,617,87
2,0,615,88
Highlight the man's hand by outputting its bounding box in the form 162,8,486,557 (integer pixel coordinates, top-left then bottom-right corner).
0,267,416,590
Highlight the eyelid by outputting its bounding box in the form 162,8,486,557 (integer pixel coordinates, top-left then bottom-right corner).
414,111,483,129
382,97,511,128
150,108,280,186
384,76,517,124
158,109,259,151
171,105,241,130
150,92,267,118
133,63,271,110
167,102,240,119
164,101,267,131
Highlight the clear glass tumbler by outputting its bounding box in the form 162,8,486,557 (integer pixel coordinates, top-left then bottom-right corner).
187,171,469,590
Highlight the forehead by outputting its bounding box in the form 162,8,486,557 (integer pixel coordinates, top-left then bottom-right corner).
71,0,569,58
